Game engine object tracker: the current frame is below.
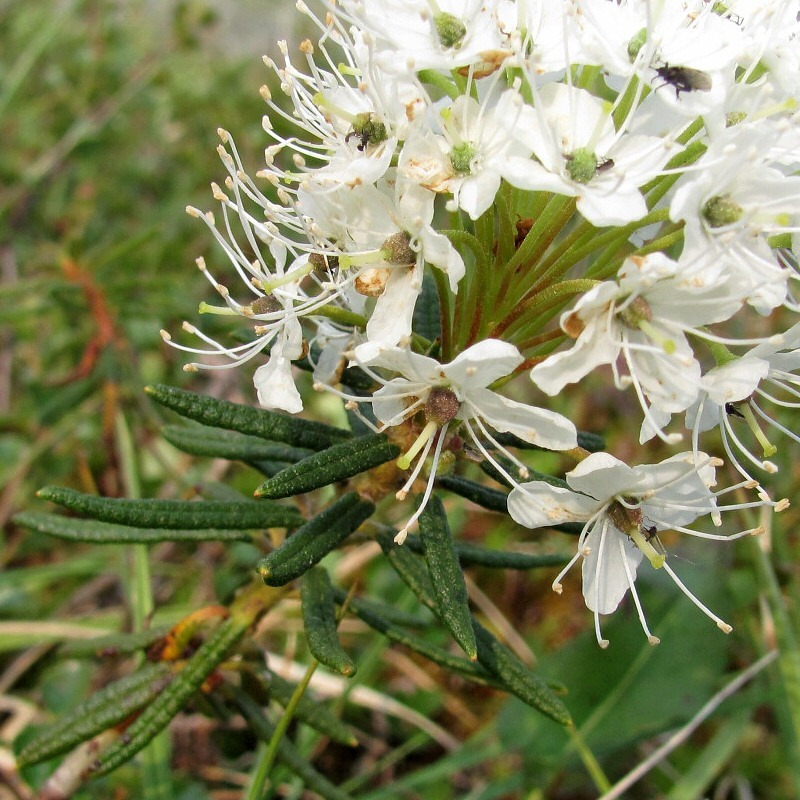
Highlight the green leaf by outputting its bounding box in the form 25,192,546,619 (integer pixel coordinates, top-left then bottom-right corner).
418,495,477,660
90,616,248,776
162,424,313,463
340,587,491,683
16,662,173,767
14,511,255,544
404,534,569,570
301,567,357,677
145,384,351,450
412,267,442,342
57,628,169,658
254,433,400,500
257,493,375,586
34,487,302,529
436,474,509,513
472,621,571,726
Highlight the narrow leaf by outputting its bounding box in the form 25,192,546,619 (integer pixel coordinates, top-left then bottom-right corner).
418,495,477,660
58,628,169,658
341,588,491,683
254,433,400,500
14,512,254,544
234,690,357,800
473,621,571,726
301,568,357,677
436,474,509,513
17,663,173,767
257,494,375,586
90,616,248,776
162,424,312,463
35,487,302,529
145,384,351,450
404,534,569,570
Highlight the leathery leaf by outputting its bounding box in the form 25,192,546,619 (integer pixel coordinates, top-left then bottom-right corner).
473,621,571,726
301,567,357,676
254,433,400,500
90,615,248,776
13,512,253,544
418,494,477,660
162,424,313,463
35,486,302,530
146,384,351,450
16,662,172,767
257,493,375,586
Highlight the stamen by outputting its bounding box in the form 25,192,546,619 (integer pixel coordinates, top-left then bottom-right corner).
661,562,732,633
395,425,449,544
617,537,660,645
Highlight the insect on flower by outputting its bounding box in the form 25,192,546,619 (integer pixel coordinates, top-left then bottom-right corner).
653,63,712,99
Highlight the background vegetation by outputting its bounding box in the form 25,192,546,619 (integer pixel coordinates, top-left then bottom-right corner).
2,1,799,798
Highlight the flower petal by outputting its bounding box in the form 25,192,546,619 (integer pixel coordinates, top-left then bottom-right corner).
466,388,577,450
508,482,599,529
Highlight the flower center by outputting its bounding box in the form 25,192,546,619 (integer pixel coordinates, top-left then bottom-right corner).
702,195,744,228
434,12,467,50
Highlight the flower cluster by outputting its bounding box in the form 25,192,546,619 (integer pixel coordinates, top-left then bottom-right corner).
166,0,799,644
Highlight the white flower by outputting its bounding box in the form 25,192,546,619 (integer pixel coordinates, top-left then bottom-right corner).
670,123,800,314
505,83,676,226
530,253,743,441
508,451,764,647
336,0,512,75
399,90,539,220
317,339,578,542
685,322,800,488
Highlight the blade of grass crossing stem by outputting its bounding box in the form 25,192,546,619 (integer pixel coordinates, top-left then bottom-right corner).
115,412,171,800
246,660,319,800
235,689,355,800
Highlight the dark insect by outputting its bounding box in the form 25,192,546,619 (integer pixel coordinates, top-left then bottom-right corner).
725,402,746,419
653,63,712,99
345,128,370,152
596,157,615,174
643,525,667,559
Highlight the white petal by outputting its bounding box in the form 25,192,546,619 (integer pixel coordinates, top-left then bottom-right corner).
582,525,643,615
466,388,578,450
442,339,523,391
254,354,303,414
566,453,639,499
365,266,421,347
508,482,600,529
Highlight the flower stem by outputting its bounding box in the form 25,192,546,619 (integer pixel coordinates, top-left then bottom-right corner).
568,723,612,793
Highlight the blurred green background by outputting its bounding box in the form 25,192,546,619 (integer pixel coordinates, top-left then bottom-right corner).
2,1,800,798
